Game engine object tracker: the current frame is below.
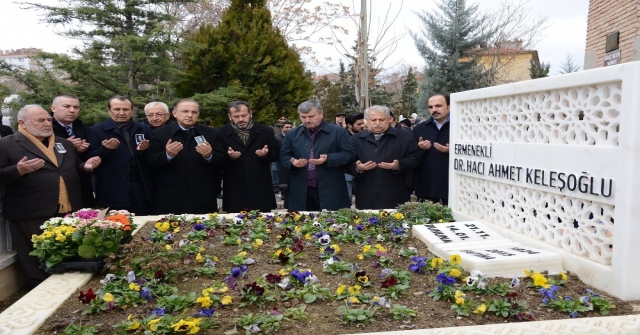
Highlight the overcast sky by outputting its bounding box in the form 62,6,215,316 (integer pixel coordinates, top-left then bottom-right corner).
1,0,589,76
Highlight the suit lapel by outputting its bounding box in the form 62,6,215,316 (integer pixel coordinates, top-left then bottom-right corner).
14,132,54,164
245,125,260,148
224,124,246,147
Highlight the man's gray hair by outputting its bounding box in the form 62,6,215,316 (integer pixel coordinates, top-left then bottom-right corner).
17,104,43,121
297,100,323,114
144,101,169,114
364,105,390,119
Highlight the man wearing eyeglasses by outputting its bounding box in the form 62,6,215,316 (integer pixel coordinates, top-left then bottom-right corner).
146,98,225,214
142,101,173,129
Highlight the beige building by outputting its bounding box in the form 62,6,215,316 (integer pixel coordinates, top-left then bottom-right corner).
584,0,640,69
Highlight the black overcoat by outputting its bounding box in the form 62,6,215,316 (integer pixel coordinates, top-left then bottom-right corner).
280,122,356,211
349,127,422,210
218,123,281,213
412,118,450,200
146,123,225,215
87,119,153,209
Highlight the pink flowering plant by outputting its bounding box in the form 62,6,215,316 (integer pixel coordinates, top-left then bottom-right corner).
31,209,137,266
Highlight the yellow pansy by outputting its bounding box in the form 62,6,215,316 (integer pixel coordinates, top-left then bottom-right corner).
532,273,550,288
449,268,462,278
173,227,180,233
294,214,301,221
348,296,360,304
393,213,404,219
336,285,346,296
103,293,115,302
195,253,204,263
305,233,311,240
348,285,361,296
278,268,287,276
524,269,533,277
221,295,233,305
430,257,443,268
275,217,283,223
357,254,364,260
473,303,487,315
253,239,263,248
449,254,461,265
560,271,568,281
330,244,341,253
196,295,212,307
165,244,172,250
129,282,141,291
148,318,161,331
238,251,247,257
274,249,282,257
198,246,205,252
218,286,229,293
375,244,387,253
285,248,292,254
362,245,371,253
294,226,301,232
438,219,444,223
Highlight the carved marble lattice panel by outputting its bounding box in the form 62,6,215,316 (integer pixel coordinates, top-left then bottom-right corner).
457,83,622,146
455,175,614,265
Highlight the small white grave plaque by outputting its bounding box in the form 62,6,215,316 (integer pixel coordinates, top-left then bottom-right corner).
446,244,563,278
412,221,511,254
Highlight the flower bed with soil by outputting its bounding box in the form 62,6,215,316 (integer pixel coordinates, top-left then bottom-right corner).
35,203,638,335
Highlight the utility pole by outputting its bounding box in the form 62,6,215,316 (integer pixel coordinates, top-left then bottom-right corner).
358,0,370,112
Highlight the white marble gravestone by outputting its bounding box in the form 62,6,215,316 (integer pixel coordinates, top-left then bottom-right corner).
412,221,563,277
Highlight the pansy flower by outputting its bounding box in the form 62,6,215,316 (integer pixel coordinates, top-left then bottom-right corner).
381,276,398,288
318,234,331,246
436,272,456,285
78,288,97,304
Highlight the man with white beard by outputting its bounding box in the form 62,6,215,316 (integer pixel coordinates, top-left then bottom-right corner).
0,105,101,288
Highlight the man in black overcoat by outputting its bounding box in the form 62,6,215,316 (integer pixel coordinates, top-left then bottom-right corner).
146,99,225,215
412,94,451,205
218,100,281,213
0,105,101,287
50,94,95,208
349,105,422,210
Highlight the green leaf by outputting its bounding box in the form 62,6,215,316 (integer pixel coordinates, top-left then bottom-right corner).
303,293,316,304
78,245,97,259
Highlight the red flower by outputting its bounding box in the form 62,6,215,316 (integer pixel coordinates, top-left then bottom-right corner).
381,276,398,288
242,282,265,296
292,239,304,253
78,288,97,304
266,273,282,284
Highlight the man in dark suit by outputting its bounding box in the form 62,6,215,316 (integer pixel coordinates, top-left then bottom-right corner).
219,100,281,213
50,94,95,207
147,98,225,214
0,105,101,287
86,96,153,215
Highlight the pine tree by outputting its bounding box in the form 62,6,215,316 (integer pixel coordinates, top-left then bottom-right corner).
314,76,343,119
177,0,313,125
3,0,190,124
399,67,418,116
337,60,359,114
529,59,550,79
558,53,581,74
411,0,495,108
